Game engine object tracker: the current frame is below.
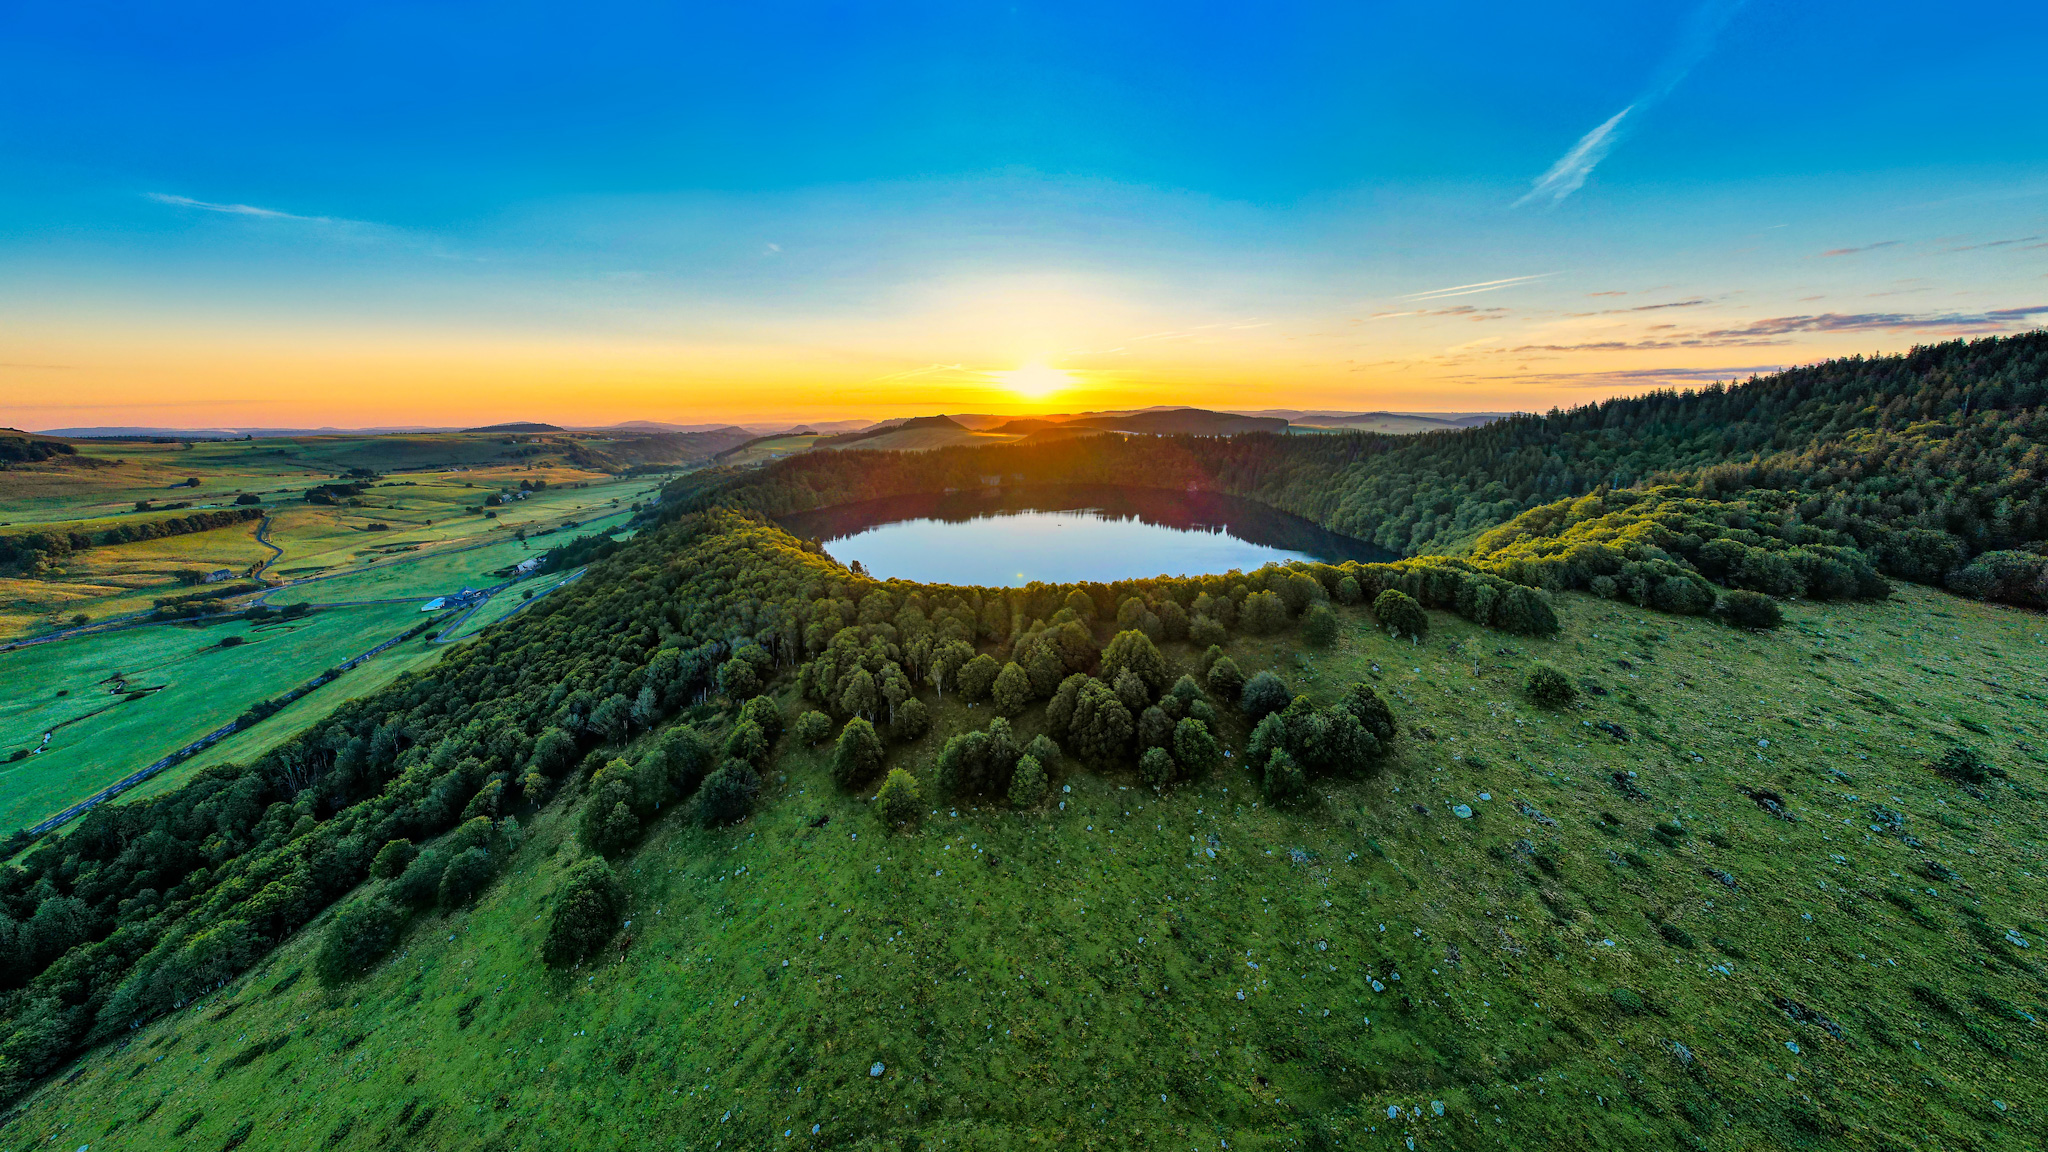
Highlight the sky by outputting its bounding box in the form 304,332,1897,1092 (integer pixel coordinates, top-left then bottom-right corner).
3,0,2046,429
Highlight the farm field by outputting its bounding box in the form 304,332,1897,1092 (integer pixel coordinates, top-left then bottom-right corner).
716,434,824,467
285,508,633,605
14,583,2048,1150
0,600,430,834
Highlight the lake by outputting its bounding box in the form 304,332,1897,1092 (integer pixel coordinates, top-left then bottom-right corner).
776,485,1394,586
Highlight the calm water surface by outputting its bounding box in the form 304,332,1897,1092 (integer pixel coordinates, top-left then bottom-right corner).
776,486,1393,586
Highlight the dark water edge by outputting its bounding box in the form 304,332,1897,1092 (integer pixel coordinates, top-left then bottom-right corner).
775,484,1395,583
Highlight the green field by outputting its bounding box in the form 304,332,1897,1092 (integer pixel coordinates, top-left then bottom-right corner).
286,509,634,605
440,568,585,640
0,600,432,832
13,584,2046,1150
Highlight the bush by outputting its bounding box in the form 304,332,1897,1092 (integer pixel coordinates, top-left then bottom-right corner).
370,839,416,880
1524,662,1577,708
1931,744,1993,786
1189,614,1228,647
1372,589,1427,639
992,662,1032,717
1341,682,1397,743
1300,602,1338,646
830,717,885,788
1239,671,1290,721
1206,656,1244,701
1139,746,1177,788
891,696,930,743
1716,589,1782,629
738,694,784,742
438,847,495,908
1335,575,1362,604
1008,755,1048,807
873,769,923,831
957,653,1001,702
697,758,762,826
1024,733,1060,769
1240,590,1287,635
313,897,403,987
541,858,625,967
794,710,833,745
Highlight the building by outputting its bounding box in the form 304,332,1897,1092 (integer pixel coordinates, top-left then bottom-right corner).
201,569,235,583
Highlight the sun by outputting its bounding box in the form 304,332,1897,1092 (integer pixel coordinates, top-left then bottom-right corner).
989,361,1076,402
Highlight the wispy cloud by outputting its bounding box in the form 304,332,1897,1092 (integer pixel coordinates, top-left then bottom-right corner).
1946,235,2042,251
1516,0,1748,207
1512,304,2048,352
1568,297,1712,316
145,192,333,222
1460,365,1787,388
1398,273,1557,302
1818,240,1901,257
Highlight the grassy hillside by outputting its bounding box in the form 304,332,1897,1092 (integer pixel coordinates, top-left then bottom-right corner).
9,584,2044,1150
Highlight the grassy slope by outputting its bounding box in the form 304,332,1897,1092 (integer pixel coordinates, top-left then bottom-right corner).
8,588,2047,1150
0,601,429,832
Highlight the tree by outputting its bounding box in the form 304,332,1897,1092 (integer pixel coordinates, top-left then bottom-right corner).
794,709,833,745
1716,589,1783,630
1173,717,1222,778
831,717,885,789
1066,677,1134,766
957,654,1001,702
716,655,762,700
1300,602,1338,646
1137,705,1174,751
393,848,449,906
873,769,923,831
738,695,784,742
697,759,762,826
1008,755,1048,807
1139,746,1177,788
1024,733,1061,770
839,667,880,721
1373,590,1427,640
1240,590,1287,635
541,858,624,967
1113,669,1151,714
723,719,770,767
891,696,930,743
1239,671,1290,721
1206,656,1244,702
1263,749,1308,805
1100,630,1169,695
1524,662,1577,708
370,839,416,880
1189,615,1228,647
992,662,1032,717
1335,575,1363,604
438,846,495,908
1341,682,1397,744
315,897,404,986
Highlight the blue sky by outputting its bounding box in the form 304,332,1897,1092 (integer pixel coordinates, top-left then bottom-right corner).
2,1,2045,426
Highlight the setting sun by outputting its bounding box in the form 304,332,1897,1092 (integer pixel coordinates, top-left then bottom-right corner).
988,361,1076,401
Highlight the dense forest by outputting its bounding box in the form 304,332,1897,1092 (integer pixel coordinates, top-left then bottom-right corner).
0,332,2042,1099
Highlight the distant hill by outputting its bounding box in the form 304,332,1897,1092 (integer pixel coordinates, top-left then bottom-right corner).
36,425,462,438
811,414,1022,453
1067,408,1286,436
461,421,565,433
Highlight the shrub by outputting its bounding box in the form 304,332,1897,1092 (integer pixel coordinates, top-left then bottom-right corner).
738,695,784,742
540,858,624,967
438,847,495,908
370,839,416,880
1300,602,1338,646
1008,755,1048,807
1931,744,1993,786
957,653,1001,702
891,696,930,743
873,769,923,831
1139,746,1177,788
1189,615,1228,647
313,897,403,987
992,662,1032,717
1334,575,1362,604
1239,671,1290,721
830,717,885,788
1341,682,1397,743
1024,733,1060,769
697,758,762,826
794,710,833,745
1206,656,1244,701
1525,662,1577,708
1716,589,1783,630
1372,589,1427,640
1240,590,1287,635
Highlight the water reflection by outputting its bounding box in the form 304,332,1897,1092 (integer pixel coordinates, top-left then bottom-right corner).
776,485,1393,586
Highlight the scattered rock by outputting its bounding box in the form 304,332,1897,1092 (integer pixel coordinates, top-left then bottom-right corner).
1610,772,1650,802
869,1061,885,1077
1741,788,1797,822
1867,806,1906,834
1701,868,1739,890
1516,800,1558,827
1596,720,1631,742
1452,804,1474,819
1667,1040,1695,1066
1775,996,1846,1040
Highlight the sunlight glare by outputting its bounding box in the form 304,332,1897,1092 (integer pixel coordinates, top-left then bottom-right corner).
990,361,1076,401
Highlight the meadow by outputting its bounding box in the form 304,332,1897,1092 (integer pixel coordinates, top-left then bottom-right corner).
11,584,2044,1150
0,601,430,834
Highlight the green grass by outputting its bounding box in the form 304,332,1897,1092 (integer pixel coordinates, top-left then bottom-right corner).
0,601,430,832
289,509,633,604
441,569,584,640
9,586,2048,1149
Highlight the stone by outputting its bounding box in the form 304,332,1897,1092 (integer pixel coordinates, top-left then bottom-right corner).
1452,805,1473,819
869,1061,885,1077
